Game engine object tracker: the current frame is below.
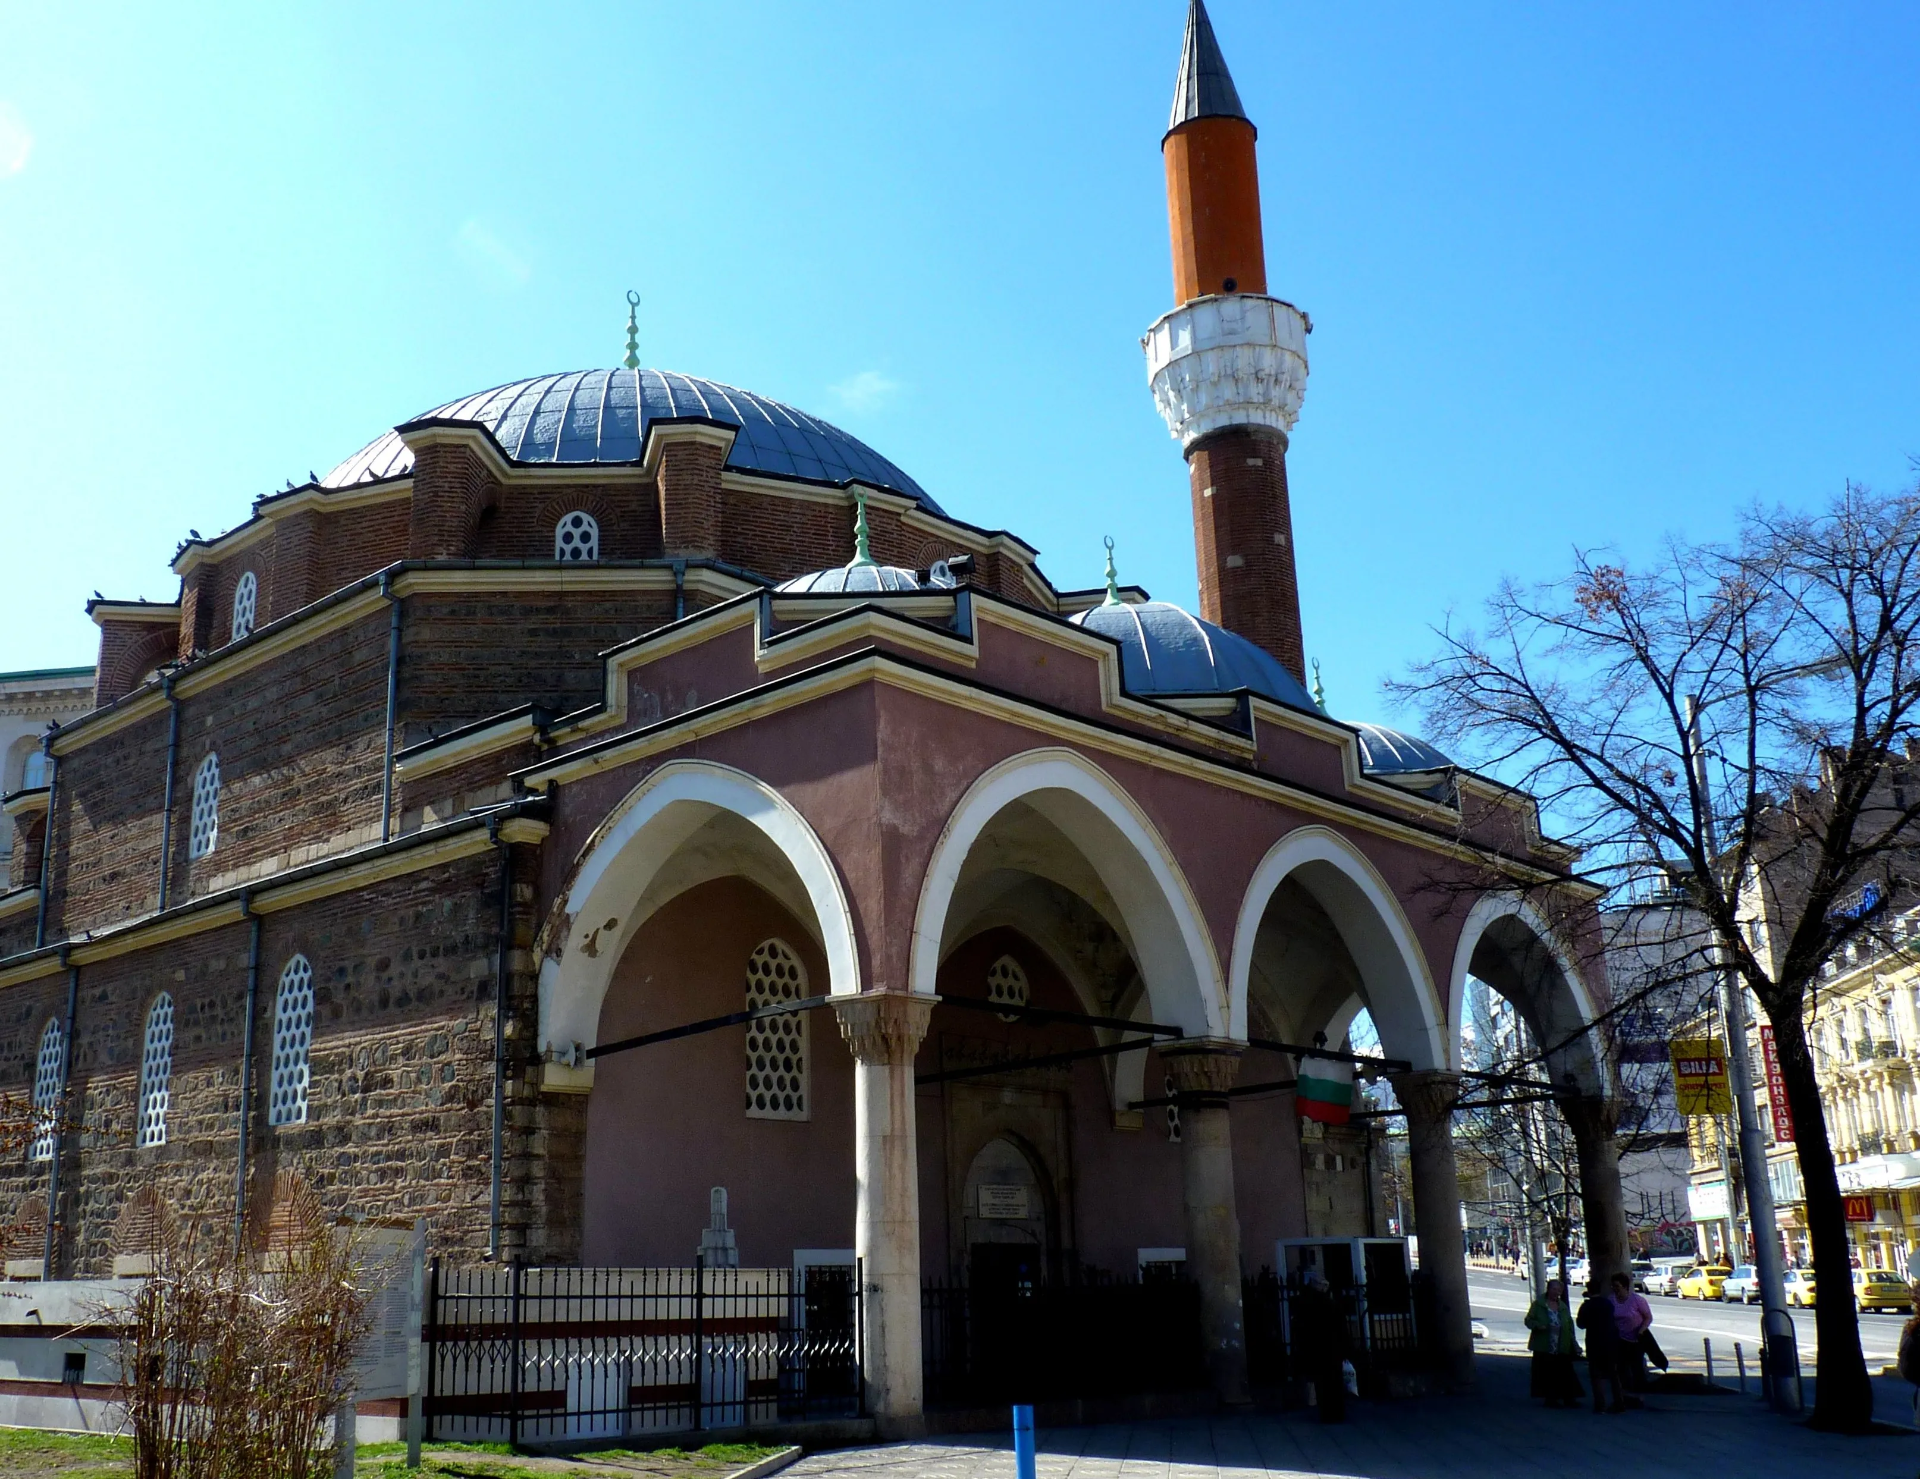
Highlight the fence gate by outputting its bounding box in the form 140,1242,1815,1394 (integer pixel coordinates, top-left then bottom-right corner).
424,1260,862,1443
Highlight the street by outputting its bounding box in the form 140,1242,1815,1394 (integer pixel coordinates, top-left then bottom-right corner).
1467,1268,1902,1370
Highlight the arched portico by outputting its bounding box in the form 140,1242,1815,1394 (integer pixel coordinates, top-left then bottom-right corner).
538,759,860,1062
909,748,1225,1037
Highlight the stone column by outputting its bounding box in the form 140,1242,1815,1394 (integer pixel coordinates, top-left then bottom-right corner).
832,991,935,1429
1390,1069,1475,1389
1162,1040,1249,1404
1561,1094,1629,1291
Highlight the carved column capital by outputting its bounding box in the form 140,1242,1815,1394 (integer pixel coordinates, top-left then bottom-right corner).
831,992,935,1067
1162,1039,1245,1099
1389,1069,1463,1127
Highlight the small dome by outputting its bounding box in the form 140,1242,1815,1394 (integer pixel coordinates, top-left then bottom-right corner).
777,563,924,594
323,368,940,513
1070,601,1316,711
1353,724,1452,776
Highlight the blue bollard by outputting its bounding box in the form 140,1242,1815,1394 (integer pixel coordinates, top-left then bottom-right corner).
1013,1403,1036,1479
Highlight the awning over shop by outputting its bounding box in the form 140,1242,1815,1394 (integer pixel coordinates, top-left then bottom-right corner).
1837,1154,1920,1192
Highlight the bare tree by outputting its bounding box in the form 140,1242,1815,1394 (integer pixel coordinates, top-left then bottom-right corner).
1394,480,1920,1431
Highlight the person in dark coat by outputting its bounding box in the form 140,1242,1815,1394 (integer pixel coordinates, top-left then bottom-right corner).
1294,1270,1348,1422
1524,1279,1583,1407
1576,1280,1624,1413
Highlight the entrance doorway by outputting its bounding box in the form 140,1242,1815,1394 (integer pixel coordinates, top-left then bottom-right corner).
961,1136,1049,1287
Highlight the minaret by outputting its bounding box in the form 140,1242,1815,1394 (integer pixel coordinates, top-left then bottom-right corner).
1145,0,1309,682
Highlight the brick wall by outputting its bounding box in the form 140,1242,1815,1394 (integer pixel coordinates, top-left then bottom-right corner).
93,621,178,708
409,444,502,559
472,481,663,563
46,712,170,933
1187,425,1304,680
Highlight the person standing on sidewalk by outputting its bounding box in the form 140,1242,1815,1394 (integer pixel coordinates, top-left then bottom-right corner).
1294,1270,1348,1423
1577,1281,1624,1414
1608,1271,1655,1397
1524,1279,1583,1408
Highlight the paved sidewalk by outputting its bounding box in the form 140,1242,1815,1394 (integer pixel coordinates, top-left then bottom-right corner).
784,1357,1907,1478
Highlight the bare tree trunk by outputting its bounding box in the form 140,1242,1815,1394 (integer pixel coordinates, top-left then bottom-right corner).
1770,1003,1872,1430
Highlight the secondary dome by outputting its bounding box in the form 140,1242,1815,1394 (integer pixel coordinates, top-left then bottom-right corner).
1353,723,1452,777
778,563,923,594
1071,600,1316,712
322,368,940,513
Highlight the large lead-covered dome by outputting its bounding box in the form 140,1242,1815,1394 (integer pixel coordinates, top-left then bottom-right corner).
322,368,940,513
1071,600,1317,712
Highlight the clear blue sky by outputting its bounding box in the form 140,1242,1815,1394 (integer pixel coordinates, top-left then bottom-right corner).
2,2,1916,731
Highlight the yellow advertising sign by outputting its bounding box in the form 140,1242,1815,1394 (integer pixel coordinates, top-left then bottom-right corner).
1671,1038,1732,1116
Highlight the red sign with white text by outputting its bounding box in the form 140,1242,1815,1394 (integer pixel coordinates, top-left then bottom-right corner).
1759,1026,1795,1144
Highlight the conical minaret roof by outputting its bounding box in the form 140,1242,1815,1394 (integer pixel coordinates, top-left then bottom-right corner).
1168,0,1248,133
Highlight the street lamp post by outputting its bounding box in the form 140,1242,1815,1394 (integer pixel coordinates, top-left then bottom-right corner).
1685,696,1801,1408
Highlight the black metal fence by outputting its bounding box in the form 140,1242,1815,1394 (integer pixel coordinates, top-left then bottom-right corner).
921,1266,1205,1408
424,1260,862,1444
1243,1268,1430,1391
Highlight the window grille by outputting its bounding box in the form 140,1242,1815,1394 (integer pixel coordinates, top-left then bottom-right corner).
555,511,600,562
137,994,174,1148
269,955,314,1127
188,753,221,860
745,939,809,1120
986,955,1029,1021
30,1018,63,1162
230,570,258,642
1165,1073,1181,1143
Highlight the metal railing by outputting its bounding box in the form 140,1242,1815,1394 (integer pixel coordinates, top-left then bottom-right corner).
424,1259,862,1444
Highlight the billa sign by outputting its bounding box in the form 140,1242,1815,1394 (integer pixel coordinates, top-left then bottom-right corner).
1759,1025,1795,1144
1671,1038,1732,1116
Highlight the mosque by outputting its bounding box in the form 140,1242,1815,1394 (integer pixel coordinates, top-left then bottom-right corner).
0,1,1623,1421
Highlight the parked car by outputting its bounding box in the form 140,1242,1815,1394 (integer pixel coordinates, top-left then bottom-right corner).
1783,1268,1817,1307
1720,1265,1760,1303
1630,1259,1655,1293
1644,1262,1687,1297
1678,1265,1731,1300
1855,1270,1913,1312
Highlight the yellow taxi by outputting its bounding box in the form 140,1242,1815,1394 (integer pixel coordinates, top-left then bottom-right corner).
1677,1265,1731,1300
1855,1270,1913,1312
1783,1268,1817,1307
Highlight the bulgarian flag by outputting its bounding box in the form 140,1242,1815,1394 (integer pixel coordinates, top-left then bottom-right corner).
1296,1058,1354,1125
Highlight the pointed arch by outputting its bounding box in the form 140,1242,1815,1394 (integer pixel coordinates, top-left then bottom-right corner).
1230,825,1445,1068
540,759,858,1060
909,748,1224,1036
1449,892,1602,1090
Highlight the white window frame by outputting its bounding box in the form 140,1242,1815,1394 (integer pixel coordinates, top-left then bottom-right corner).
188,753,221,860
268,955,314,1128
230,570,259,642
555,511,600,562
745,939,810,1121
30,1017,63,1162
137,994,175,1148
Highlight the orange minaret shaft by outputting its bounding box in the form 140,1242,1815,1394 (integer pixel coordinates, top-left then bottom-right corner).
1154,0,1308,683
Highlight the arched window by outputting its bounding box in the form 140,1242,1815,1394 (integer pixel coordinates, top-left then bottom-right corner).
1164,1073,1182,1144
744,939,809,1121
268,955,314,1127
188,753,220,860
21,750,49,789
555,511,599,562
30,1018,63,1162
230,570,259,642
137,995,175,1148
987,955,1030,1021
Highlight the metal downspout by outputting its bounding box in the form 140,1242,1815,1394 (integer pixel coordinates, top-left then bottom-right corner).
42,957,78,1276
672,559,686,621
156,675,180,909
233,899,262,1247
489,820,511,1260
380,572,402,843
31,733,58,949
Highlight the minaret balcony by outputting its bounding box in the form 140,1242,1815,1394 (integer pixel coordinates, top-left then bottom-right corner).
1143,293,1309,449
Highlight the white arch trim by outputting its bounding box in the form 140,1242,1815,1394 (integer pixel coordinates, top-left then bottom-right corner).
909,748,1226,1036
1447,892,1599,1071
1229,825,1446,1068
540,760,859,1058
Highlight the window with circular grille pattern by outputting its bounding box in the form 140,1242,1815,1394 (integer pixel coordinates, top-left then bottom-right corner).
30,1018,63,1163
555,511,600,562
1165,1073,1182,1144
986,955,1029,1021
137,995,174,1148
268,955,314,1128
230,570,258,642
188,753,221,860
745,939,809,1121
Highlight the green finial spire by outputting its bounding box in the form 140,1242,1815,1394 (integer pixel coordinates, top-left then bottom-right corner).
1100,535,1123,607
622,290,641,370
848,489,876,568
1311,658,1327,713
